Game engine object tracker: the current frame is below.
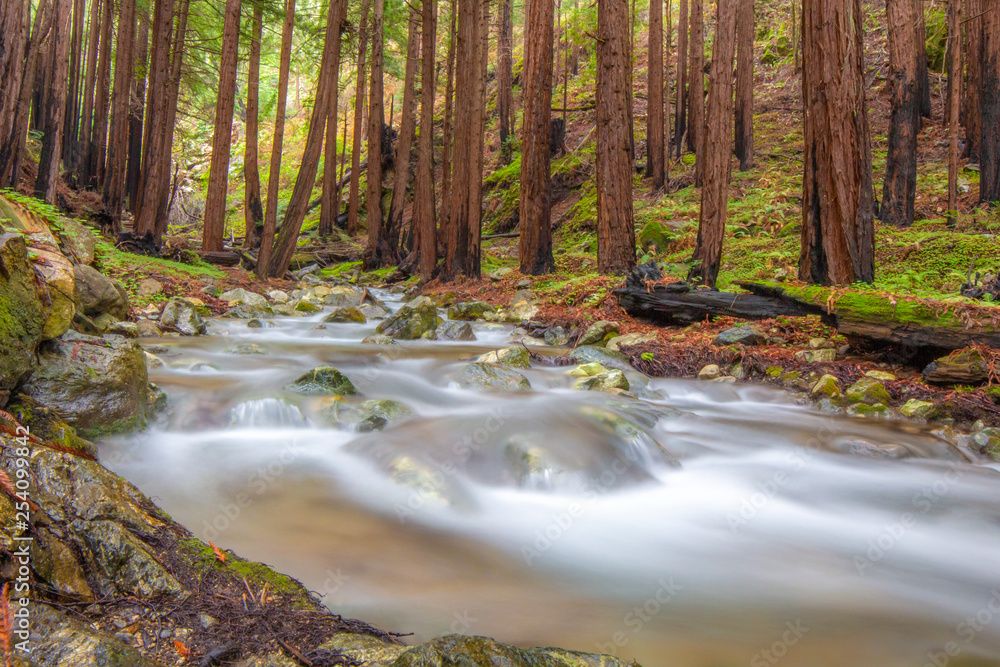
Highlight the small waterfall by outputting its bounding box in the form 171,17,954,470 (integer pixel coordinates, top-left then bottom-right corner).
229,398,310,428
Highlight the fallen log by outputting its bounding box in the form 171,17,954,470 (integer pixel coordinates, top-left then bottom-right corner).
198,250,241,267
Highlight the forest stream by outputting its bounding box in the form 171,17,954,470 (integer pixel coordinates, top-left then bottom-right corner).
98,290,1000,667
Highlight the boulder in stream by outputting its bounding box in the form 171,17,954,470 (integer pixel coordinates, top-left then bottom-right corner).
438,321,477,341
569,345,632,371
323,306,367,324
74,263,130,320
376,296,443,339
477,346,530,369
448,301,495,320
327,399,414,432
285,367,359,396
461,362,532,392
159,297,207,335
578,320,621,347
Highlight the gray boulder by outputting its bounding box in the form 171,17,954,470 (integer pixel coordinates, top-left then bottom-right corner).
159,297,207,335
477,346,530,369
568,345,632,371
327,399,414,432
438,321,477,341
712,325,768,346
285,367,359,396
578,320,620,346
448,301,495,320
461,362,531,392
74,264,129,320
375,296,443,339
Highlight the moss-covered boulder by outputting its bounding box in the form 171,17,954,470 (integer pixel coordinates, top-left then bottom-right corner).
448,301,495,320
794,348,836,363
5,395,98,459
568,345,632,371
32,603,162,667
971,428,1000,460
476,346,530,369
578,320,621,346
847,402,890,418
569,363,630,393
846,378,891,405
898,399,939,420
376,297,443,339
34,248,76,339
461,363,531,392
810,374,842,398
285,367,359,396
327,399,414,432
323,306,367,324
438,321,476,341
17,332,162,437
544,326,570,346
361,333,398,345
55,217,98,265
74,263,129,320
159,297,207,335
923,348,989,385
0,234,46,401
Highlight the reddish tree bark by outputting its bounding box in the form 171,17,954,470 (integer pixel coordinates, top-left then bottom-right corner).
497,0,513,163
519,0,555,274
413,0,438,280
319,0,348,237
734,0,754,171
947,0,961,226
0,0,28,152
35,0,73,204
979,0,1000,203
86,0,112,187
363,0,387,269
62,0,85,167
688,0,704,168
125,9,149,211
647,0,665,189
76,0,101,184
963,0,981,161
243,4,264,249
440,0,457,240
674,0,688,157
595,0,635,274
881,0,920,227
915,0,931,118
0,0,48,187
346,0,372,239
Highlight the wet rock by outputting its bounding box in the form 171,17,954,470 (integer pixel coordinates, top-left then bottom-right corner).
35,248,77,339
437,322,476,341
136,277,162,297
865,370,897,381
323,306,367,324
104,321,138,338
359,303,390,320
361,333,398,345
846,378,891,405
229,342,267,355
898,399,939,420
568,345,632,371
477,346,530,369
5,395,98,459
578,320,620,346
327,399,414,432
448,300,495,320
311,285,333,298
93,312,118,332
543,326,570,346
247,318,274,328
271,304,302,317
268,289,290,303
712,325,768,347
219,287,268,309
18,332,161,437
606,331,657,351
56,216,98,265
808,337,835,350
394,634,631,667
923,349,989,385
810,374,842,398
971,428,1000,460
293,300,322,314
461,363,532,392
321,286,367,307
375,296,443,339
74,263,129,320
794,348,836,363
0,234,46,400
847,402,890,418
31,603,161,667
159,297,207,335
285,367,359,396
697,364,721,380
143,351,164,368
222,303,275,319
569,364,630,393
295,263,321,279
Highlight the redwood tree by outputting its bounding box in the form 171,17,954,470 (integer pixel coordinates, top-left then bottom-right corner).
799,0,875,285
963,0,981,161
734,0,754,171
688,0,704,168
595,0,635,274
882,0,920,227
413,0,437,280
319,0,348,237
690,0,736,287
101,0,136,225
519,0,555,274
647,0,665,189
35,0,72,204
497,0,513,163
363,0,387,269
674,0,688,156
947,0,961,226
979,0,1000,204
244,3,264,249
385,9,421,260
346,0,372,238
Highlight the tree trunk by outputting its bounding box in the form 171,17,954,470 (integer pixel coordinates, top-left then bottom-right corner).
799,0,875,285
690,0,736,287
35,0,73,204
0,0,28,157
734,0,753,171
915,0,931,118
269,0,345,277
665,0,671,180
595,0,635,274
319,0,348,239
201,0,243,252
687,0,704,169
125,9,148,211
498,0,513,163
336,102,349,213
346,0,371,239
100,0,136,226
675,0,688,157
0,0,46,188
76,0,100,185
62,0,85,168
413,0,438,280
243,4,263,249
383,9,420,261
519,0,555,275
256,0,297,277
979,0,1000,204
647,0,665,189
440,0,457,237
363,0,387,269
947,0,961,226
882,0,920,228
87,0,112,187
963,0,981,161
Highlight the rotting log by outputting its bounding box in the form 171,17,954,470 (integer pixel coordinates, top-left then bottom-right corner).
197,250,241,266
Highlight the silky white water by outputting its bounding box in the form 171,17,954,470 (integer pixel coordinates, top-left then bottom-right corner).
100,293,1000,667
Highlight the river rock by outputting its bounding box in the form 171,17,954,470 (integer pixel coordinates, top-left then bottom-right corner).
229,342,267,355
568,345,632,371
461,363,531,392
323,306,367,324
971,428,1000,460
74,263,129,320
359,303,390,320
375,296,442,339
810,374,842,398
17,332,163,437
898,399,939,420
222,303,274,319
923,349,989,385
543,326,570,346
327,399,414,432
578,320,620,346
268,289,290,303
865,370,897,381
606,332,657,352
362,333,398,345
105,320,138,338
448,301,495,320
846,378,891,405
322,286,366,307
34,248,77,339
437,322,476,341
0,234,46,401
794,348,836,363
569,364,630,393
159,297,207,335
135,319,161,337
293,300,322,313
219,287,268,309
698,364,721,380
32,603,162,666
846,402,890,418
713,325,768,347
285,367,359,396
55,216,98,265
477,346,530,369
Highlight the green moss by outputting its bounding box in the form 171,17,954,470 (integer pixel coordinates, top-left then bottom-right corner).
179,538,311,600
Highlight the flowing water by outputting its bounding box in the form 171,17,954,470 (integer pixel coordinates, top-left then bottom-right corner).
101,291,1000,667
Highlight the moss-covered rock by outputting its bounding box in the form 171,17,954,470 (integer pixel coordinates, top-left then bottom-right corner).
159,297,207,335
376,297,443,339
923,348,989,385
568,345,632,371
477,346,530,369
31,604,161,667
898,399,939,420
361,333,398,345
448,301,495,320
322,306,367,324
606,331,657,352
846,378,891,405
55,216,98,265
794,348,836,363
544,326,570,346
219,288,268,309
74,263,129,320
570,365,630,393
34,248,76,339
0,234,45,401
327,399,414,432
847,402,890,418
5,395,98,459
222,303,275,319
285,367,359,396
810,374,842,398
972,428,1000,460
461,363,532,392
578,320,621,346
637,220,675,253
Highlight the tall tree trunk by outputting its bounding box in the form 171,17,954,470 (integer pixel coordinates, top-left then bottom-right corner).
62,0,85,168
519,0,555,274
0,0,44,188
101,0,136,226
915,0,931,118
201,0,243,252
674,0,688,157
269,0,345,276
963,0,981,161
734,0,753,171
243,4,264,249
336,102,348,213
497,0,513,163
126,9,148,211
799,0,875,285
647,0,665,189
0,0,28,154
133,0,170,231
35,0,73,204
595,0,635,274
882,0,920,227
690,0,736,287
445,0,485,279
76,0,101,185
87,0,112,187
946,0,961,226
153,0,189,240
363,0,387,269
440,0,457,236
687,0,703,169
665,0,671,179
383,9,420,261
346,0,371,239
979,0,1000,204
413,0,438,280
257,0,297,277
320,0,348,238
